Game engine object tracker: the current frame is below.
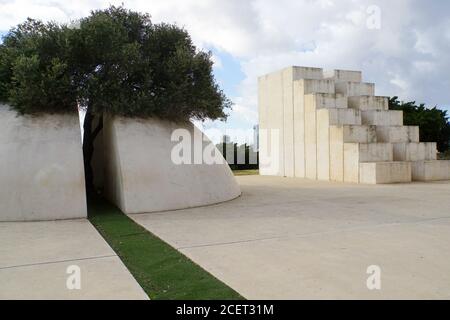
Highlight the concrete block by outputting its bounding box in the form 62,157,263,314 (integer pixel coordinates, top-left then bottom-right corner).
361,110,403,126
376,126,419,143
323,69,362,82
411,160,450,181
292,66,324,80
0,105,87,221
348,96,389,111
359,162,412,184
103,115,241,214
344,143,393,183
330,126,345,182
331,125,377,143
304,93,347,109
299,79,335,95
292,79,335,178
293,80,305,178
358,143,394,162
317,108,362,126
316,110,364,181
334,94,348,109
335,82,375,96
258,70,286,176
343,143,360,183
305,94,318,179
316,107,330,180
283,69,295,177
329,125,376,182
393,142,437,161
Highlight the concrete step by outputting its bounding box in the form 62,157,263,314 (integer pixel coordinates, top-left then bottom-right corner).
359,162,412,184
335,81,375,96
361,110,403,126
348,96,389,111
292,66,324,80
323,69,362,82
297,79,335,94
330,125,377,143
317,108,361,126
348,143,394,162
411,160,450,181
304,93,347,109
376,126,419,143
393,142,437,161
343,143,394,182
326,125,378,182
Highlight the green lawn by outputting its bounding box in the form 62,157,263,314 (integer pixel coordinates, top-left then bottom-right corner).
232,169,259,176
438,151,450,160
88,198,244,300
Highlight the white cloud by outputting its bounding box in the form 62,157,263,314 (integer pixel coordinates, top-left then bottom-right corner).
210,54,222,69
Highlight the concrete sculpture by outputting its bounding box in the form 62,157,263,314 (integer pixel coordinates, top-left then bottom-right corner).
101,115,241,214
0,105,87,221
258,67,450,183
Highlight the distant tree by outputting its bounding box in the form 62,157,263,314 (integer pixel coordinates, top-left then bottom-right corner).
0,6,231,195
216,141,258,170
389,96,450,152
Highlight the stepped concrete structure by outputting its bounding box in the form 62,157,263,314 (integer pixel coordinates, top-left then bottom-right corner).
102,115,241,214
258,67,450,184
0,105,87,221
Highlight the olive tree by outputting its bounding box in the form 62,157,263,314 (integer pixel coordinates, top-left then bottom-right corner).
0,6,231,195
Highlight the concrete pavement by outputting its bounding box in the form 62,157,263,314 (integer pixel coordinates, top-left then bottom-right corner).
130,175,450,299
0,219,148,299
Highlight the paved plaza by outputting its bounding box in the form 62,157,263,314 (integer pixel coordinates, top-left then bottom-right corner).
131,175,450,299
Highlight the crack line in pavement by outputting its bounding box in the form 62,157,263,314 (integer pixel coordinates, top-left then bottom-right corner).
176,215,450,250
0,254,117,270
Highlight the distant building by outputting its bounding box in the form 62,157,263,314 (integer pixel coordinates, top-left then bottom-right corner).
253,124,259,151
222,134,231,144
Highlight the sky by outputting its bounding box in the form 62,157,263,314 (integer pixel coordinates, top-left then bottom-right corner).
1,0,450,143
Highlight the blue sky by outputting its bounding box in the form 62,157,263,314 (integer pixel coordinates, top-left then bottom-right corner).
1,0,450,145
205,49,255,136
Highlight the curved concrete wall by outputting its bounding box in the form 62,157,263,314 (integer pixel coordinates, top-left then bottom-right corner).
103,115,241,214
0,105,87,221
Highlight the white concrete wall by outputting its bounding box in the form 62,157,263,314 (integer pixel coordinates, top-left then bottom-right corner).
102,115,241,214
258,71,285,176
361,110,403,126
0,105,87,221
348,96,389,111
376,126,419,143
335,82,375,96
393,142,437,161
360,162,412,184
412,160,450,181
344,143,393,183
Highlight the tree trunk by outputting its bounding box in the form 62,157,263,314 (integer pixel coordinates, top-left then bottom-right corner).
82,106,103,198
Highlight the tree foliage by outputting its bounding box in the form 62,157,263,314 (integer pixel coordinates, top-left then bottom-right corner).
0,6,230,121
0,19,77,113
389,96,450,152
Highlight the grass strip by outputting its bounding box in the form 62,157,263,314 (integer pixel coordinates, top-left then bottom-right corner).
232,169,259,176
89,198,244,300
